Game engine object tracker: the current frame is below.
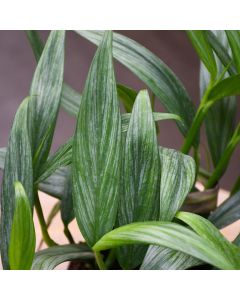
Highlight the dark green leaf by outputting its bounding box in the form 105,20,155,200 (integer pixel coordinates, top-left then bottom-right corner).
141,246,201,270
208,74,240,101
117,84,137,112
121,112,182,133
72,31,122,247
38,167,68,199
207,31,236,75
60,166,74,225
201,31,237,167
117,90,160,269
208,190,240,229
0,98,33,269
225,30,240,72
31,244,94,270
76,30,196,138
93,217,240,270
142,147,196,270
26,30,82,118
37,137,73,183
28,30,65,177
187,31,217,79
0,147,6,170
9,182,36,270
159,147,195,221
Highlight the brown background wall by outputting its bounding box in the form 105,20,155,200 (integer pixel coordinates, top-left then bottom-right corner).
0,31,239,189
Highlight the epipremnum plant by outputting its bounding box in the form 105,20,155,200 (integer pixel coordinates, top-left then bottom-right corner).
0,30,240,270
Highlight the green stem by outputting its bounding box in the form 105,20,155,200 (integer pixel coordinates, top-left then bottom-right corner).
35,191,57,247
95,251,107,270
105,249,116,269
64,225,75,244
205,124,240,189
181,83,213,154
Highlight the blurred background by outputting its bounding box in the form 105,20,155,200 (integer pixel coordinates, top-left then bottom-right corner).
0,30,239,189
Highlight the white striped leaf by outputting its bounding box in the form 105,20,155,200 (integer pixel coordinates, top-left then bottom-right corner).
72,31,122,247
76,30,196,138
117,90,160,269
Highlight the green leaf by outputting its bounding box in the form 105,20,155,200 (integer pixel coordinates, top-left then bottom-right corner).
142,147,196,270
201,31,237,167
117,90,160,269
0,98,33,269
26,30,82,119
28,30,65,177
0,147,6,169
37,137,73,183
0,145,72,204
225,30,240,72
60,166,74,226
38,167,68,200
187,31,217,80
9,182,36,270
72,31,122,247
207,31,236,75
208,74,240,102
93,218,240,270
159,147,195,221
117,84,137,112
176,212,240,268
76,30,196,138
31,244,94,270
141,246,201,270
121,112,182,133
208,190,240,229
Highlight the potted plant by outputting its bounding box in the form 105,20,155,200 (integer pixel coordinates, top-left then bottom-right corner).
0,30,240,270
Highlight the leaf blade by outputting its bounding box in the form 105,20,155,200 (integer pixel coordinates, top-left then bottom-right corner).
117,90,160,269
72,31,122,246
76,30,196,138
187,30,217,80
0,98,33,269
28,30,65,177
93,220,240,269
9,182,36,270
31,244,94,270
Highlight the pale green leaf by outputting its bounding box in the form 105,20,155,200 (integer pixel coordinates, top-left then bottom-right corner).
72,31,122,247
9,182,36,270
93,218,240,269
